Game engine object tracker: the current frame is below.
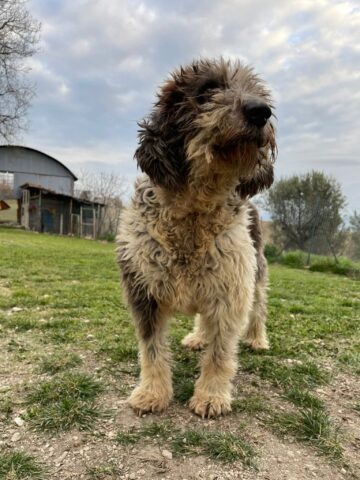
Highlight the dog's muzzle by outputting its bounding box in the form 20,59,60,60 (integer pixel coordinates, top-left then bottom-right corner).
243,99,272,128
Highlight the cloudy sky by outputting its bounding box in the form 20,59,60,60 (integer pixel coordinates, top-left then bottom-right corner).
23,0,360,212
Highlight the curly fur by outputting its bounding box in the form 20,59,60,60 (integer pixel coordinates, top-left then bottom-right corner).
117,58,277,418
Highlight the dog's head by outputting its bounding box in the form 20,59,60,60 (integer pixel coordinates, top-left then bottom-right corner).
135,58,277,196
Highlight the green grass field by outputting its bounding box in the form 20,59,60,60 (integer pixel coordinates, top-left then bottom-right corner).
0,227,359,480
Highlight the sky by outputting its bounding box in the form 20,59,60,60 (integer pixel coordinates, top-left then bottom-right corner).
21,0,360,213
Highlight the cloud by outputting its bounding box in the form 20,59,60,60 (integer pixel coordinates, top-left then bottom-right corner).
24,0,360,212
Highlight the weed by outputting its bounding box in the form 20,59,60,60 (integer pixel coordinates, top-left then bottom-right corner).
0,451,46,479
25,372,104,432
283,388,325,410
116,428,140,446
270,407,342,459
204,431,256,465
86,463,119,478
171,429,205,455
139,421,173,439
232,394,269,415
27,399,103,432
26,372,103,405
0,395,14,419
172,429,256,466
38,352,82,374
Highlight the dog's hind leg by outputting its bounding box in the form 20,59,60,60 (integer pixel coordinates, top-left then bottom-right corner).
242,277,269,350
181,313,208,351
123,277,173,414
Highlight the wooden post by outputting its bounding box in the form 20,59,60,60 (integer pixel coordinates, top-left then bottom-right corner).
38,190,42,232
80,206,83,237
93,207,96,239
70,199,73,235
60,213,63,235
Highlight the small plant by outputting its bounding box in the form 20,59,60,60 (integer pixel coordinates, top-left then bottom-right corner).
232,394,269,415
116,429,140,446
39,352,82,374
172,430,256,466
25,372,104,432
172,344,198,403
171,429,205,455
283,388,325,410
204,431,256,465
99,340,138,362
27,398,103,432
86,463,119,479
139,421,173,439
26,372,103,405
270,407,342,459
281,251,307,269
116,421,173,446
0,451,46,479
264,243,282,263
0,395,14,418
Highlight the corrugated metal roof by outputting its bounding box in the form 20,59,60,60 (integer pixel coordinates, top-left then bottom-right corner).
0,145,78,180
20,183,105,206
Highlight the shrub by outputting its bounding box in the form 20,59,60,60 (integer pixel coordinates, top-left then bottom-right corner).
281,251,307,268
264,244,282,263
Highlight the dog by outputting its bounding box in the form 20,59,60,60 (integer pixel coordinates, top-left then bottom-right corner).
117,58,276,418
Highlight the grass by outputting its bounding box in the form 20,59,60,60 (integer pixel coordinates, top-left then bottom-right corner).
86,463,119,479
0,451,46,479
282,388,325,410
232,394,269,415
0,395,14,419
172,428,256,465
116,421,173,446
116,423,256,466
270,407,343,459
265,246,360,279
0,227,359,473
25,372,104,432
38,352,82,374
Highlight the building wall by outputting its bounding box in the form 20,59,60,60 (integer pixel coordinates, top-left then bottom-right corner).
0,146,75,198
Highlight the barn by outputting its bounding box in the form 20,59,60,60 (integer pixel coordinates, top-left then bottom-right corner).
0,145,104,238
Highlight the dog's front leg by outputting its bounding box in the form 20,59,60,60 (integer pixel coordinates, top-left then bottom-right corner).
189,312,239,418
128,304,173,415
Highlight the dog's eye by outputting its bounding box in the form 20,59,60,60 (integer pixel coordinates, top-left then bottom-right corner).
196,80,221,104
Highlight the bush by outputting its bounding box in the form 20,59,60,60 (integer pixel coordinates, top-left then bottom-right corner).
309,257,360,279
264,244,282,263
263,245,360,279
281,251,307,269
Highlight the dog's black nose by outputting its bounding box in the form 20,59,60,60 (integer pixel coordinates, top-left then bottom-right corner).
243,99,272,127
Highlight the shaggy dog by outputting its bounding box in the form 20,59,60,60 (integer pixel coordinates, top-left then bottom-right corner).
117,58,276,418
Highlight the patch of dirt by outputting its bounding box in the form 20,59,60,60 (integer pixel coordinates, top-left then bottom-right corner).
0,332,358,480
316,373,360,475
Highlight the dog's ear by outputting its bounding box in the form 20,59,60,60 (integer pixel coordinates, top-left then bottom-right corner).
135,79,189,190
236,161,274,198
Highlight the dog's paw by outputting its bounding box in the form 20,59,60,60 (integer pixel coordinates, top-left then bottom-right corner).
181,332,208,351
243,337,269,350
129,385,172,415
189,390,232,418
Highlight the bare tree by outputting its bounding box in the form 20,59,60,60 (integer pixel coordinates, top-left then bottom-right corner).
76,170,128,237
0,0,40,142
